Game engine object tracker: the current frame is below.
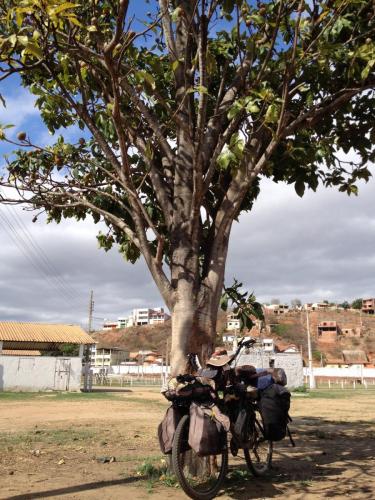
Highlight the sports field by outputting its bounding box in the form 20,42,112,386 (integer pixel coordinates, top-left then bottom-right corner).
0,387,374,499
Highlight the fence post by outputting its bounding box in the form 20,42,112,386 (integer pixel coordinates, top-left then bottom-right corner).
341,380,344,389
328,380,331,389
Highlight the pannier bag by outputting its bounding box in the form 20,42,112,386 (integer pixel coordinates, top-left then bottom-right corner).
234,365,257,385
258,384,291,441
158,405,185,454
256,370,274,390
232,406,255,448
161,376,215,402
270,368,287,386
188,402,230,456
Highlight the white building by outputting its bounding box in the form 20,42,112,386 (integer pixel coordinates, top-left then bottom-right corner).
262,338,274,352
91,344,129,369
103,321,118,330
266,304,289,315
226,312,240,331
0,322,94,392
102,307,169,330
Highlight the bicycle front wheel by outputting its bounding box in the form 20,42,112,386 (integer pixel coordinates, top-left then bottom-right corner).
244,418,273,477
172,414,228,500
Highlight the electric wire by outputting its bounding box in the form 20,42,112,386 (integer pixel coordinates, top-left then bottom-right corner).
1,198,85,306
0,207,85,311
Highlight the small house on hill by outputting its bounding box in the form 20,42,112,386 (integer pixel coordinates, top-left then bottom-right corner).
342,350,368,368
325,353,345,368
362,298,375,314
317,321,339,343
0,322,94,392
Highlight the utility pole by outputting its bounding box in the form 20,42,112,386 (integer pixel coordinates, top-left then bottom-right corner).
88,290,94,333
306,310,316,389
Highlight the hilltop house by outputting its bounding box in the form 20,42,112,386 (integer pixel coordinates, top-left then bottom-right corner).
317,321,339,343
362,298,375,315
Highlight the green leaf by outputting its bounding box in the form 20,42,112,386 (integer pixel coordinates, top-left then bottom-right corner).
171,59,180,72
50,2,79,16
264,103,279,123
171,7,183,22
26,42,43,59
295,180,305,197
245,101,260,114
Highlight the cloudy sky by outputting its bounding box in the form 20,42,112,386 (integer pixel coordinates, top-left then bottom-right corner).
1,78,374,331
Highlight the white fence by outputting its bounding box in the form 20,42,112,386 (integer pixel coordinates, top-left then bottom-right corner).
0,355,83,392
92,363,171,376
303,366,375,379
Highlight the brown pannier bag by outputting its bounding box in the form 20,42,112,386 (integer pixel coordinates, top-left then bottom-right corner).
158,406,184,454
188,403,230,457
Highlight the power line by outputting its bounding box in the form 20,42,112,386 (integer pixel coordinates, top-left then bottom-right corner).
0,198,85,306
0,207,84,311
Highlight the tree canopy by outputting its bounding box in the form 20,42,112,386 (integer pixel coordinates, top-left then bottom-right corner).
0,0,374,368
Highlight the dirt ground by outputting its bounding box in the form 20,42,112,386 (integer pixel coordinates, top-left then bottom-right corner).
0,388,374,499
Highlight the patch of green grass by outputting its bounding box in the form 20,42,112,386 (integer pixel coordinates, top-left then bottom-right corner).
227,469,252,481
0,428,97,449
306,389,375,399
293,385,308,393
299,479,313,487
121,396,167,409
135,457,179,490
0,391,117,401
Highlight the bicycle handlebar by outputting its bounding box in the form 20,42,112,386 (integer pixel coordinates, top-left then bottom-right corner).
228,337,256,365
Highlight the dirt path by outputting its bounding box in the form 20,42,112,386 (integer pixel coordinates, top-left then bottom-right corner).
0,389,374,499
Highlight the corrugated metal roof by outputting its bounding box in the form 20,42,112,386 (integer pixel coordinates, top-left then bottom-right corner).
0,322,94,344
1,350,42,356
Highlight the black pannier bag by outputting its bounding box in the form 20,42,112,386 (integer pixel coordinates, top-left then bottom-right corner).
232,406,255,448
158,405,185,454
258,384,291,441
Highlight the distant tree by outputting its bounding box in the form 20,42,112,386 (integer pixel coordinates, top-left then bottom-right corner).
0,0,374,374
291,298,302,309
271,298,280,305
339,301,350,310
351,298,363,310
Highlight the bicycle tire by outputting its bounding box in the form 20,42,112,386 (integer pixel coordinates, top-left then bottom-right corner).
172,414,228,500
244,418,273,477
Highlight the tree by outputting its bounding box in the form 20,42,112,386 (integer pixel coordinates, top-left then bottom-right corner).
351,298,363,309
270,298,280,305
291,298,301,309
339,300,350,309
0,0,374,374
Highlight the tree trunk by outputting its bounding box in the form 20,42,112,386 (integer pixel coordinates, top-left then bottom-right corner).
170,285,221,376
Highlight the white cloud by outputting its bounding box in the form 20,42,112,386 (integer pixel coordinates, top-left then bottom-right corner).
0,89,38,131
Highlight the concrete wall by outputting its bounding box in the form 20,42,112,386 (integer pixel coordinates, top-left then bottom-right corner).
0,355,83,392
237,350,304,389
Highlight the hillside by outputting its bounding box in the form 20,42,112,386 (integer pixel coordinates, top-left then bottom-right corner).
264,309,375,363
91,309,375,364
91,321,172,354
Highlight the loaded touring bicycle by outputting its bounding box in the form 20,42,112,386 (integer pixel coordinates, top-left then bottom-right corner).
158,338,295,499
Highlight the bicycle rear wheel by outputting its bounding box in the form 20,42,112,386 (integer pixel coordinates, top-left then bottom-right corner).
172,414,228,500
244,418,273,477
